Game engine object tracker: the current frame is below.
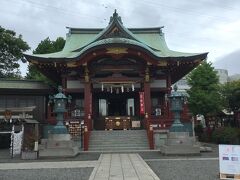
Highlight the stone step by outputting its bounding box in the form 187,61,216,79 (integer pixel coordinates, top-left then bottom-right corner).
91,130,146,133
90,134,147,137
89,138,147,141
88,130,149,151
89,140,148,144
89,143,148,148
90,131,146,135
89,146,149,151
89,139,148,143
90,134,147,136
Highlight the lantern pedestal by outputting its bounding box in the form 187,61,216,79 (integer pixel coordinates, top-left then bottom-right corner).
39,134,79,157
161,132,200,155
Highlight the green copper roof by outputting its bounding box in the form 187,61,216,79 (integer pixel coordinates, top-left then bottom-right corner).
0,79,50,90
25,11,207,61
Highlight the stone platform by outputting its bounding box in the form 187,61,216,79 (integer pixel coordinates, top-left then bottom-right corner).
39,134,79,158
161,132,200,155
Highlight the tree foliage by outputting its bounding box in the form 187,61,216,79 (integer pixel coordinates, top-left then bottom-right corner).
221,80,240,112
187,61,222,118
26,37,65,81
0,26,30,78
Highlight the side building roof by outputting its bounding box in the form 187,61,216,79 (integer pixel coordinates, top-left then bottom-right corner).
0,79,52,95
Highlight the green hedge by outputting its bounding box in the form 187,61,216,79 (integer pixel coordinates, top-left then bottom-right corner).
211,127,240,144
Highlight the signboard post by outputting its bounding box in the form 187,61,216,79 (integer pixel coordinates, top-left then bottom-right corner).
219,144,240,179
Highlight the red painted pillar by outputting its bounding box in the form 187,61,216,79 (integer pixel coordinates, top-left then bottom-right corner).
84,82,92,130
167,74,172,124
83,82,92,151
144,81,154,149
144,82,151,128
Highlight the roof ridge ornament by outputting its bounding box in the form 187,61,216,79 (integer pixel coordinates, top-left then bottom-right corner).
109,9,123,24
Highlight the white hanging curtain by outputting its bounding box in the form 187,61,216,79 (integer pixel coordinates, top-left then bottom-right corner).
10,125,24,157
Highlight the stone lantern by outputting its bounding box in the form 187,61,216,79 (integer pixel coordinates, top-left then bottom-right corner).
39,86,78,158
168,85,185,132
161,85,200,155
49,86,71,134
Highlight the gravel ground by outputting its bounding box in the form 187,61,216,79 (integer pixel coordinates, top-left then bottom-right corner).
147,159,220,180
0,149,100,163
140,143,220,180
139,143,219,160
0,167,93,180
0,143,220,180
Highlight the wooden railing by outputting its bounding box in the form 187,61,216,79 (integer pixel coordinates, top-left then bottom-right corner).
149,115,172,129
146,115,171,150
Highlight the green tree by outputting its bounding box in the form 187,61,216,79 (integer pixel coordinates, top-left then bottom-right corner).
220,80,240,126
0,26,30,78
187,61,222,122
26,37,65,81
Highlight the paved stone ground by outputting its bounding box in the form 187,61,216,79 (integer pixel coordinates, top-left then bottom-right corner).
89,154,159,180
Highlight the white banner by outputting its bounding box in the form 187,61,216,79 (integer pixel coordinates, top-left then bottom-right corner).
219,144,240,175
10,125,24,157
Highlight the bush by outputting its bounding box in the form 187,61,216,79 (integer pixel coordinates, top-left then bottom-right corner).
195,124,203,135
211,127,240,144
23,131,35,151
194,124,207,141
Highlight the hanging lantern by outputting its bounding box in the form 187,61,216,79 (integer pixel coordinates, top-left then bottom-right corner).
132,84,135,91
110,86,113,93
121,85,124,93
101,83,104,91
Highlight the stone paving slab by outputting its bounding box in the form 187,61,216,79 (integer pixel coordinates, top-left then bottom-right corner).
89,153,160,180
0,160,98,170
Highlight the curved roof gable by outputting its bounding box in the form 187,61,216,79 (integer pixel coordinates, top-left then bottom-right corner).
24,10,207,62
71,10,159,54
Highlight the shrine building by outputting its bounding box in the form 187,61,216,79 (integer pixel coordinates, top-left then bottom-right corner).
24,11,207,150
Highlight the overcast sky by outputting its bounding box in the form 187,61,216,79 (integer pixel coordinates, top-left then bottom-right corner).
1,0,240,76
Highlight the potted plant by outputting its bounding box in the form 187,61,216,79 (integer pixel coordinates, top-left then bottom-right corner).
21,130,38,160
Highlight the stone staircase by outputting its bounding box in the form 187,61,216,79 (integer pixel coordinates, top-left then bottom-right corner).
88,130,149,151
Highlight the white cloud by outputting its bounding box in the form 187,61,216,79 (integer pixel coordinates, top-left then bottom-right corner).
0,0,240,76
